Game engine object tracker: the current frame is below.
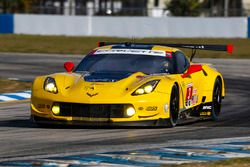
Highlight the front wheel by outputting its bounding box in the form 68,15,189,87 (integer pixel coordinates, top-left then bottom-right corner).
211,78,222,120
30,115,50,128
165,84,179,127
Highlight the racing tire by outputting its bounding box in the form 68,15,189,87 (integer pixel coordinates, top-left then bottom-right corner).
165,84,180,127
30,115,50,128
211,78,222,121
30,115,41,127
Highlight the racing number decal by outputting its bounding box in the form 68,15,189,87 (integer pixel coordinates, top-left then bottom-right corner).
186,86,193,101
185,84,193,107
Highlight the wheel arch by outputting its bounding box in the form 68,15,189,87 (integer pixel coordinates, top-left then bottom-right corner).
199,74,225,103
174,82,184,110
198,65,225,103
215,75,225,98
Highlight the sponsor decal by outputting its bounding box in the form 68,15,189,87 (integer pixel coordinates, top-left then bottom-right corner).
146,106,157,111
37,104,50,109
94,49,166,57
193,88,197,94
184,45,205,49
185,84,199,107
38,104,46,109
203,105,212,110
200,111,211,116
192,88,198,104
185,83,193,107
165,51,172,58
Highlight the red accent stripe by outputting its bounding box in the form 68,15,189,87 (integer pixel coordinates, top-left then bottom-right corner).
98,42,101,47
98,42,105,47
227,44,234,54
181,64,202,78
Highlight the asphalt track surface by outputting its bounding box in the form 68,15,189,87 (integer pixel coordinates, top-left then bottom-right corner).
0,53,250,162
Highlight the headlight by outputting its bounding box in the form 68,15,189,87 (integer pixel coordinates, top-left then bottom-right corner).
52,103,60,115
126,107,136,117
132,80,160,96
44,77,58,94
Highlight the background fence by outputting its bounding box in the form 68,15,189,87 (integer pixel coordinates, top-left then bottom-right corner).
0,14,249,38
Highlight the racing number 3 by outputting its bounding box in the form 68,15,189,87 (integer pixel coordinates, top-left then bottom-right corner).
185,84,193,106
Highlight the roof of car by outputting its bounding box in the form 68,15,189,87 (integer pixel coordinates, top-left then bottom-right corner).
95,44,180,53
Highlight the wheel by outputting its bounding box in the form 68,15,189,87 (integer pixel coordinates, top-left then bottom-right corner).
30,115,49,128
30,115,40,127
166,84,180,127
211,78,222,120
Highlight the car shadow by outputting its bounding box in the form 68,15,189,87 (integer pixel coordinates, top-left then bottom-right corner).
0,119,171,129
1,116,250,130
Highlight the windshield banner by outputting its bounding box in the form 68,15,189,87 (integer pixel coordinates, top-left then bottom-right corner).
94,49,166,57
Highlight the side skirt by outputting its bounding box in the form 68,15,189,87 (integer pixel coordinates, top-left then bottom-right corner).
177,102,213,124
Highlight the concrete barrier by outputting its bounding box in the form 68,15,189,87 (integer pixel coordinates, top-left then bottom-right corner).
0,14,248,38
14,14,89,36
90,16,247,38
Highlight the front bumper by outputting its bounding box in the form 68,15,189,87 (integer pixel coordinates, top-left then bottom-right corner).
31,115,159,126
31,91,170,125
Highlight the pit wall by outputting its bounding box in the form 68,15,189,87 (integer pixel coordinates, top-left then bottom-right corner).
0,14,249,38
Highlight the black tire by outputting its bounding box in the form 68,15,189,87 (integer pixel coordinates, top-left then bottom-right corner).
166,84,180,127
30,115,49,128
211,78,222,120
30,115,41,127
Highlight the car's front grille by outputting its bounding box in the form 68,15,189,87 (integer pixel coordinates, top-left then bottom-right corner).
58,103,127,118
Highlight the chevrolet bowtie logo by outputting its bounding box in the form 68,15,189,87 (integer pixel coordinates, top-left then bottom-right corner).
87,92,98,97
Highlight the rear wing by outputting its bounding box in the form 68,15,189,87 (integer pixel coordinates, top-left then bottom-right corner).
98,42,234,61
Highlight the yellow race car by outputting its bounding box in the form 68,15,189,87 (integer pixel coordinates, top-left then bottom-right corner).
31,42,233,127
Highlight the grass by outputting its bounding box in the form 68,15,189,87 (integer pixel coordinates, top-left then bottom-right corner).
0,78,31,93
161,157,250,167
0,34,250,58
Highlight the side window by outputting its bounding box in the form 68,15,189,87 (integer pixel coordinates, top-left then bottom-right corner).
175,51,190,74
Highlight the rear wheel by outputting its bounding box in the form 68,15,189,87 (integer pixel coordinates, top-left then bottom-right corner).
211,78,222,120
166,84,179,127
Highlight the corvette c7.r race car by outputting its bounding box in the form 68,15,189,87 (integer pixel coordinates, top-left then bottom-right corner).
31,42,233,127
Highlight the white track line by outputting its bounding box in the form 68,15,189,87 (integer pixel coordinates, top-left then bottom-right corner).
0,96,17,101
3,93,31,98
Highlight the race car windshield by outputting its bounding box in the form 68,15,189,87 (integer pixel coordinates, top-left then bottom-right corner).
75,54,174,75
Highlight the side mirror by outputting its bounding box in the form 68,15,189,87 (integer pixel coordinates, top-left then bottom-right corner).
64,62,74,73
181,64,202,78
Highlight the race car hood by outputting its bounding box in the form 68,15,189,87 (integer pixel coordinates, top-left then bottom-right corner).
33,72,170,102
63,72,147,99
32,71,174,104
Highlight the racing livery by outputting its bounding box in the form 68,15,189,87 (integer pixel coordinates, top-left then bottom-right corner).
31,42,233,127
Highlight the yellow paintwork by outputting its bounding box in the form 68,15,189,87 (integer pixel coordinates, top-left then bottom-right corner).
31,45,225,124
152,45,180,52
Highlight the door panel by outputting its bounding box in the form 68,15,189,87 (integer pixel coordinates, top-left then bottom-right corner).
179,70,204,109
